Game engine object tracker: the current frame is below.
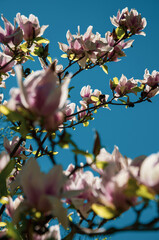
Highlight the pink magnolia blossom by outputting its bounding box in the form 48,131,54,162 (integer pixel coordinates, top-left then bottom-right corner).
87,146,132,176
105,31,134,62
0,52,15,74
3,136,25,157
64,164,101,218
59,26,112,68
144,85,159,98
139,153,159,193
8,61,71,130
64,102,76,121
80,85,106,106
11,158,68,228
98,170,137,213
144,69,159,87
5,195,23,218
77,101,88,119
80,85,92,99
0,15,23,46
110,8,147,36
114,74,138,96
16,13,48,41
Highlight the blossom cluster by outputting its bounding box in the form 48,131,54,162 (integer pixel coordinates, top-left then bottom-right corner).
110,7,147,36
110,69,159,99
0,12,48,93
1,144,159,230
59,8,146,68
0,7,158,240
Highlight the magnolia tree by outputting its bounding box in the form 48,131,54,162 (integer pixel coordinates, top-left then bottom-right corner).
0,7,159,240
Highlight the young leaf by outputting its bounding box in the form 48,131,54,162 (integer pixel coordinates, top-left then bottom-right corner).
115,26,125,39
34,37,50,44
92,203,116,219
25,55,35,61
102,65,108,74
136,184,155,200
83,121,89,127
61,54,68,58
91,96,99,102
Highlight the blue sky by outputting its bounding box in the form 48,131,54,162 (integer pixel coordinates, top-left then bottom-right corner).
1,0,159,239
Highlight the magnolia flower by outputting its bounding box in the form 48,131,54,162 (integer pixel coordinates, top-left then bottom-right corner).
144,69,159,87
5,195,23,218
80,85,104,106
0,15,23,46
80,85,92,99
16,13,48,41
7,61,71,130
110,7,147,36
99,170,137,213
0,52,15,74
114,74,137,96
11,158,68,228
0,151,10,172
59,26,112,68
87,146,131,176
3,136,25,157
140,153,159,193
77,101,88,119
64,102,76,121
105,31,134,62
144,85,159,98
64,164,101,218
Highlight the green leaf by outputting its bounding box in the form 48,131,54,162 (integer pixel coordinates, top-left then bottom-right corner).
102,65,108,74
31,46,44,57
68,53,79,61
61,54,68,58
115,27,125,39
47,56,52,63
25,55,35,61
132,84,145,93
59,143,69,149
136,184,155,200
72,149,93,158
91,96,99,102
125,179,155,200
0,196,8,205
118,99,127,104
113,77,119,85
0,105,10,115
96,161,108,170
83,121,89,127
92,203,116,219
34,37,50,44
6,222,22,240
20,42,29,53
26,135,33,139
125,178,138,197
0,222,6,227
19,120,29,138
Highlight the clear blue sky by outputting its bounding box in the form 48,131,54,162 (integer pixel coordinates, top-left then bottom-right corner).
1,0,159,239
